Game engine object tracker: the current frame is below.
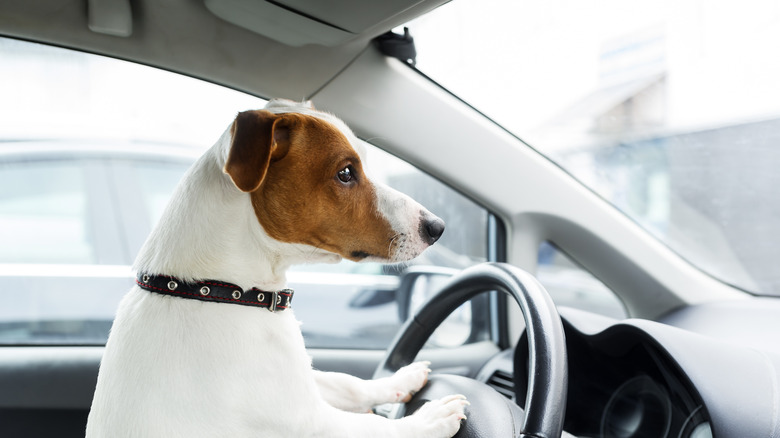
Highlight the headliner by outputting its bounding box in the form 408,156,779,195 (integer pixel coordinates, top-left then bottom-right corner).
0,0,447,99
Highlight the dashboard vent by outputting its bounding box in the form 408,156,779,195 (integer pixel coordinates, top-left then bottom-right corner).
486,370,515,400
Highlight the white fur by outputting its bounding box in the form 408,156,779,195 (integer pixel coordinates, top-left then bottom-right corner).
372,183,433,262
86,99,466,437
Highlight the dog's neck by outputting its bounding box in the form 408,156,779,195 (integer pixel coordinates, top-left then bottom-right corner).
133,129,339,292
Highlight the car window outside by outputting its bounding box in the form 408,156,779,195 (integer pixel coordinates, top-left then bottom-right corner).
0,37,492,349
407,0,780,296
537,242,627,319
134,162,193,226
0,160,92,264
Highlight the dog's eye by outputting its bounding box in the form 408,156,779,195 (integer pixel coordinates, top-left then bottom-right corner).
337,166,354,184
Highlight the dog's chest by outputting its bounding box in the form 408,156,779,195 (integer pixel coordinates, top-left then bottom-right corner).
92,287,318,432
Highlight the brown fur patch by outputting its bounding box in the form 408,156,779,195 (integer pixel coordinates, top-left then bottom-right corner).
224,111,288,192
225,110,397,261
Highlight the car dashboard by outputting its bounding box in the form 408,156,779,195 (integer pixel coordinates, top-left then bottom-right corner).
475,301,780,438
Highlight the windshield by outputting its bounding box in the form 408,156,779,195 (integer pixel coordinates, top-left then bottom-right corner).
409,0,780,296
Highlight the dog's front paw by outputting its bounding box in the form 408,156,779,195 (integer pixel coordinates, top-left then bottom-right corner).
386,361,432,403
402,394,469,438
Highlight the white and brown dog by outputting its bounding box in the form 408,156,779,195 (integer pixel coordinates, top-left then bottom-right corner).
86,99,467,437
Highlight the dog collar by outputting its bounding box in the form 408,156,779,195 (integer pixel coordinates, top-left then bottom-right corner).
136,273,293,312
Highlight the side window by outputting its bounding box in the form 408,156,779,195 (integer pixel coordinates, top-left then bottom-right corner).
133,162,193,226
0,37,264,345
0,160,93,264
537,241,627,319
0,36,492,348
112,159,195,258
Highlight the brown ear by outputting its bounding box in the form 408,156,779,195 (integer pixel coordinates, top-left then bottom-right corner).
224,110,290,192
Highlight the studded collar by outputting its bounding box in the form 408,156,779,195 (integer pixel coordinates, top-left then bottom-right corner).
136,273,293,311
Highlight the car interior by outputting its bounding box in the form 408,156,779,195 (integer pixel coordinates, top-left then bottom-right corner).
1,0,780,437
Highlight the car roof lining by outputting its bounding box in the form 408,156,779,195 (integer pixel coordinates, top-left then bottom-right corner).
0,0,447,99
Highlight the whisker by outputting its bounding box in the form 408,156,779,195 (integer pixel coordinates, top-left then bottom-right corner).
387,233,403,257
294,242,329,262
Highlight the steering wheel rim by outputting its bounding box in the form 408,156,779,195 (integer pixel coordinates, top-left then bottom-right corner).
374,262,568,438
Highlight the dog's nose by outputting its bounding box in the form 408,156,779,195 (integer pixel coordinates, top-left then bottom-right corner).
421,215,445,245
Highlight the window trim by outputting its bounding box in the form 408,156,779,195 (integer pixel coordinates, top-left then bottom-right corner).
488,213,511,349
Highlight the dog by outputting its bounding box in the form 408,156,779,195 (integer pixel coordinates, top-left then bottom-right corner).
86,99,468,437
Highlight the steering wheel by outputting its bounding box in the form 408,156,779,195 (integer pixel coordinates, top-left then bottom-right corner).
374,263,568,438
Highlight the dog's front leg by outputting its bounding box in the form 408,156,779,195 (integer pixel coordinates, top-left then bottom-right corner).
310,392,468,438
314,361,432,412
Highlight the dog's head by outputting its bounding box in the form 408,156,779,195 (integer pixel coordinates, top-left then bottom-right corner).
223,99,444,264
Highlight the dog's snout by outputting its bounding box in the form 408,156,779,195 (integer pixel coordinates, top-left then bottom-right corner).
420,215,445,245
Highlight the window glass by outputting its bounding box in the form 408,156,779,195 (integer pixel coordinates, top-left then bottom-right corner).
408,0,780,296
133,161,193,226
0,160,93,264
537,241,627,319
0,37,492,348
0,37,264,345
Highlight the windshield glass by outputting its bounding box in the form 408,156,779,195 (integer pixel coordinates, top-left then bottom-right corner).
409,0,780,296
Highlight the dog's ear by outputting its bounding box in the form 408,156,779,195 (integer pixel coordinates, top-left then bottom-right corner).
224,110,291,192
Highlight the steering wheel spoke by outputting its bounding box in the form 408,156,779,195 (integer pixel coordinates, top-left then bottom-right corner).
374,263,568,438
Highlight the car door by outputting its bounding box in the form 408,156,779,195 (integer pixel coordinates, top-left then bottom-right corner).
0,36,502,437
